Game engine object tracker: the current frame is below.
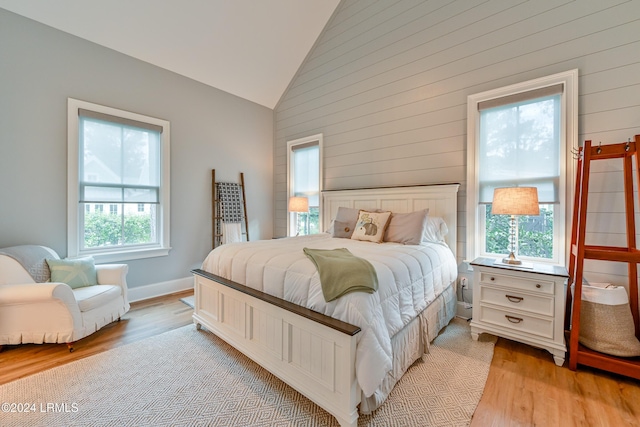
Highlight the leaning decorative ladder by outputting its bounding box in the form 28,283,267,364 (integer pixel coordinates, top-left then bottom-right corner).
566,136,640,378
211,169,249,249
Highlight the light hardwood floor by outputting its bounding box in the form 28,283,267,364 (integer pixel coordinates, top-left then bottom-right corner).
2,291,639,426
0,290,194,385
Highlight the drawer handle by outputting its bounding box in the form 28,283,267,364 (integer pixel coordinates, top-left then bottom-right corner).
536,284,541,288
505,315,523,324
505,295,524,303
490,277,496,281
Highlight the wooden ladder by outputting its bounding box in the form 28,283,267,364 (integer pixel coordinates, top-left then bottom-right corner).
211,169,249,249
565,135,640,378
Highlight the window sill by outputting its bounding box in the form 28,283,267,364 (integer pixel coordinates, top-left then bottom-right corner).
78,247,171,264
478,254,564,268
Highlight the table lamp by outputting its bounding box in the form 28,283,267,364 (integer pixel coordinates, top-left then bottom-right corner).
492,187,539,265
288,196,309,235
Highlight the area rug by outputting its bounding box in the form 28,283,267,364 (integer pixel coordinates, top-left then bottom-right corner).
179,295,195,308
0,318,495,427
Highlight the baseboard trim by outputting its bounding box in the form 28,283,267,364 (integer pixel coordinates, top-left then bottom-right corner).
128,276,193,302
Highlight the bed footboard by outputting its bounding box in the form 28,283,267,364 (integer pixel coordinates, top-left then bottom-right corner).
192,269,362,427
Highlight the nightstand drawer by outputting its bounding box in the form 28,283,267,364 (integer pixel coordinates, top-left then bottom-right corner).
479,305,554,339
480,285,554,316
471,257,568,366
480,272,554,295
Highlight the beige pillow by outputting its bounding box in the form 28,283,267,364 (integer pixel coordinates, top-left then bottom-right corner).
351,210,392,243
384,209,429,245
331,207,361,238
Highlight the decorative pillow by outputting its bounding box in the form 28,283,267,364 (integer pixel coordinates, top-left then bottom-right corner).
332,220,354,238
423,216,448,243
351,210,392,243
331,207,361,238
384,209,429,245
46,257,98,289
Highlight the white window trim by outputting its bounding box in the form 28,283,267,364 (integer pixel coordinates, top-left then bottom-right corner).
67,98,171,263
466,70,578,266
286,133,323,236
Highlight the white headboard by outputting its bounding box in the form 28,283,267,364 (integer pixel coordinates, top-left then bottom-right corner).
322,184,460,256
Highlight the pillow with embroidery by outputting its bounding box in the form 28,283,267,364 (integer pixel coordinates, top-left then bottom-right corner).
351,210,392,243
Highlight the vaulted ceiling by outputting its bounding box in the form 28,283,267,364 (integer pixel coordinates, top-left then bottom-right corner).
0,0,340,108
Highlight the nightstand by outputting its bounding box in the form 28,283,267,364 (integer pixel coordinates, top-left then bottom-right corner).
470,257,569,366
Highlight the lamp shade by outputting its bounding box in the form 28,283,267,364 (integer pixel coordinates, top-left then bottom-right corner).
492,187,540,216
288,196,309,213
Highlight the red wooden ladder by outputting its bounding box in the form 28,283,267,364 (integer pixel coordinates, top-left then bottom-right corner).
565,135,640,378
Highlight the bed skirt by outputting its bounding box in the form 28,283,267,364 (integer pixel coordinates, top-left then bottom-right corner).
360,282,457,414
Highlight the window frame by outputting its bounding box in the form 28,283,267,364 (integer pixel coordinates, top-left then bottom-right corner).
286,133,323,237
466,70,578,266
67,98,171,263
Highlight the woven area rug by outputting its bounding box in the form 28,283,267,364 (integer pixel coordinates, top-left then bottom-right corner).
1,318,495,427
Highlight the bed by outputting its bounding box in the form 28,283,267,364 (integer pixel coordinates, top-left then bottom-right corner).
192,184,460,427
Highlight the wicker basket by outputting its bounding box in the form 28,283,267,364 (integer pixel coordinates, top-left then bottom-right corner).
578,283,640,357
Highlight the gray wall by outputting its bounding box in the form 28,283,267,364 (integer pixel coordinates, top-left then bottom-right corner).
0,9,274,288
274,0,640,286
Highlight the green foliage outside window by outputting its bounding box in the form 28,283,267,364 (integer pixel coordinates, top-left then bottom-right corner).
295,207,320,235
84,212,152,248
485,204,554,259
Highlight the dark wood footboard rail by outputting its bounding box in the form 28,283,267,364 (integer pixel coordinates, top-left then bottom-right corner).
191,269,361,336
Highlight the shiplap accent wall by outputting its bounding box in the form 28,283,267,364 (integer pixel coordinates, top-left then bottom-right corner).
274,0,640,286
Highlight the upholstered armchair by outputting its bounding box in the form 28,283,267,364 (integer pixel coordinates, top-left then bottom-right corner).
0,245,130,351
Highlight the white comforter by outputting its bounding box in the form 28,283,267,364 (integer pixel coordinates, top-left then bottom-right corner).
201,233,457,397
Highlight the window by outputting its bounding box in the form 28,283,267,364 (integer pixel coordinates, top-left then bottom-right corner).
287,134,322,236
466,70,578,266
67,98,171,262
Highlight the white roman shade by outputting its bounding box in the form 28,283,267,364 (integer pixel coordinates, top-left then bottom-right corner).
291,142,320,207
478,84,563,204
78,110,161,204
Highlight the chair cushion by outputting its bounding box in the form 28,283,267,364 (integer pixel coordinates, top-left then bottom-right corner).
73,285,122,312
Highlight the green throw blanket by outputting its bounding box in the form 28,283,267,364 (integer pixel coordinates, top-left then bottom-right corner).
303,247,378,302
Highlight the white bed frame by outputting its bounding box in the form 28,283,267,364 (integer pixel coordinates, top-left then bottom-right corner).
192,184,459,427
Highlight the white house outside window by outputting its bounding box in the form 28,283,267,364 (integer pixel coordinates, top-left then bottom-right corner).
287,134,322,236
67,98,171,262
466,70,578,266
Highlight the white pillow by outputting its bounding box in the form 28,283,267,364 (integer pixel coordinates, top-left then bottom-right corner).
423,216,448,243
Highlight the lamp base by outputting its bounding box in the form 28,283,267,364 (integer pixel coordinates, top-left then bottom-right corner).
502,252,522,265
